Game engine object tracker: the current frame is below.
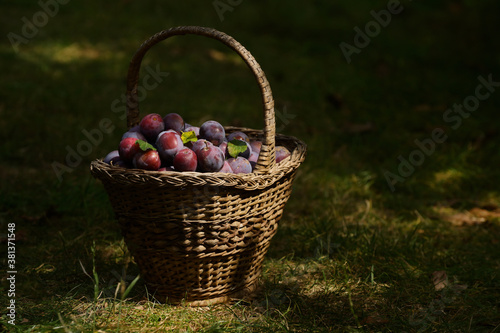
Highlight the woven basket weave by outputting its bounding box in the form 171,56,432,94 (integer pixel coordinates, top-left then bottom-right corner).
90,26,306,306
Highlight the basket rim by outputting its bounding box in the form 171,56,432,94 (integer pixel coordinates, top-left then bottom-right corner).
90,130,306,191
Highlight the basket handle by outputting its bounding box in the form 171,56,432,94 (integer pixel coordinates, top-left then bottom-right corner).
126,26,276,174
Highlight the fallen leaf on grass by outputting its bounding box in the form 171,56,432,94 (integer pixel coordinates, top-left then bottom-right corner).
443,212,486,226
442,205,500,226
469,207,500,219
431,206,487,226
432,271,449,291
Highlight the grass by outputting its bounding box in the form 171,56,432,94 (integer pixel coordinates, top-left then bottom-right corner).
1,0,500,331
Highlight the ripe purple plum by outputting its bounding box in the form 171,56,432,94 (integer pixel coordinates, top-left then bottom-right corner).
219,140,228,158
156,130,184,164
248,150,259,170
250,140,262,155
227,131,249,143
191,139,214,155
276,146,291,163
239,141,252,159
196,145,225,172
140,113,165,141
199,120,225,145
118,137,141,162
173,148,198,172
227,157,252,174
112,159,129,168
184,125,200,138
219,160,233,173
163,113,185,133
103,150,120,164
121,130,147,141
133,150,161,170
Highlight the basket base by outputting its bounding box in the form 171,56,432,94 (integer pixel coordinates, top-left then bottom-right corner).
149,279,260,306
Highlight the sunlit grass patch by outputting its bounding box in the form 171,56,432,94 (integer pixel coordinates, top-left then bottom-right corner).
22,42,123,64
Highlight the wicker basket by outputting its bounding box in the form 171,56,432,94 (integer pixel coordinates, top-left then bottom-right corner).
90,26,306,306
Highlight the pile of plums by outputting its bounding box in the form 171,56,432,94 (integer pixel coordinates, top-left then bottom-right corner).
103,113,291,174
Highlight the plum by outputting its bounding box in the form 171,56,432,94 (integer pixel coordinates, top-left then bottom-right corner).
156,130,184,164
173,148,198,172
248,150,259,170
239,141,252,159
133,150,161,170
227,131,249,143
219,160,233,173
103,150,120,164
250,140,262,155
163,113,185,133
112,158,129,168
196,145,225,172
276,146,291,163
184,125,200,138
227,157,252,174
121,130,146,141
199,120,225,145
104,150,129,168
219,140,228,158
191,139,214,155
140,113,165,141
118,137,141,162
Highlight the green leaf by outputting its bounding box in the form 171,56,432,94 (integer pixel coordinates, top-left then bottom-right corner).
227,139,248,158
137,140,156,151
181,131,198,144
121,274,141,301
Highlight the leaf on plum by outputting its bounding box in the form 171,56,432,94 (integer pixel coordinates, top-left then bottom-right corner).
137,140,156,151
181,131,198,144
227,139,248,158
